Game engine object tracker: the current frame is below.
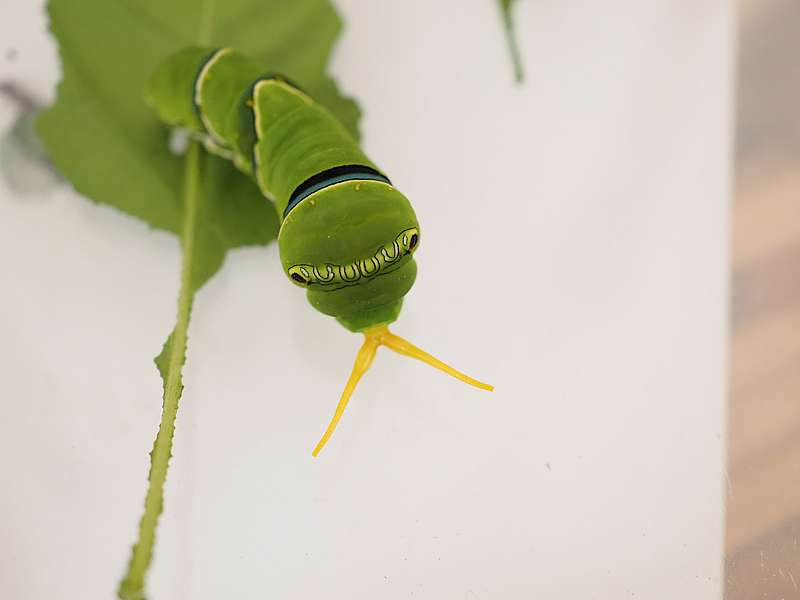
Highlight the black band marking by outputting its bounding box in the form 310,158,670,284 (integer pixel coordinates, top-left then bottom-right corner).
283,165,391,220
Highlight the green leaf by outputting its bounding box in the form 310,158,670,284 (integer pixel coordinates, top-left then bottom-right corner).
498,0,524,83
36,1,361,598
38,0,360,245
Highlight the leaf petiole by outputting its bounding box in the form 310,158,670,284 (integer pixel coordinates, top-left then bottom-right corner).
118,140,202,600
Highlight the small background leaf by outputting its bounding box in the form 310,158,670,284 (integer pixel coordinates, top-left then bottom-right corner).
498,0,524,83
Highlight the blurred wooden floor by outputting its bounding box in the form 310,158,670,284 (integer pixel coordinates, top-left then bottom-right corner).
725,0,800,597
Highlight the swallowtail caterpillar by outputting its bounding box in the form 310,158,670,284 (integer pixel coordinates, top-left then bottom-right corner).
147,47,492,455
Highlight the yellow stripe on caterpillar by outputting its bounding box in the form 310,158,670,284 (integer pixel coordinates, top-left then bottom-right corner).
193,48,233,147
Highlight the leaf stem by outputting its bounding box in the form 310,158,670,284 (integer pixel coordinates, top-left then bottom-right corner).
499,1,524,83
118,140,202,600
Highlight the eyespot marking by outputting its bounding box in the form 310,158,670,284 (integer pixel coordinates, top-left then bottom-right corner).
287,227,419,288
291,271,309,286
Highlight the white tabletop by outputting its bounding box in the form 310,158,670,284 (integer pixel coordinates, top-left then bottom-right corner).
0,1,732,598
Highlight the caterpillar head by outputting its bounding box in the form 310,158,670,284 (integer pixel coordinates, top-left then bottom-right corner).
279,180,420,332
278,179,493,456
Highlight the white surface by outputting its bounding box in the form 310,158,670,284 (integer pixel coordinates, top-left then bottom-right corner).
0,1,732,599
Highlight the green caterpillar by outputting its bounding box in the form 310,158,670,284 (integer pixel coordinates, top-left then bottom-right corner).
147,47,492,455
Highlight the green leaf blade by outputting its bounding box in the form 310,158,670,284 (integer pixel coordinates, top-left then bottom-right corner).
38,0,361,253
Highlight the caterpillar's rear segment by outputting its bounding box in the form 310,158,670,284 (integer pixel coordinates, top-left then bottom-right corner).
312,326,493,456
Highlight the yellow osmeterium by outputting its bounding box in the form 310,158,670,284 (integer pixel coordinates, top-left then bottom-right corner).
312,326,493,456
